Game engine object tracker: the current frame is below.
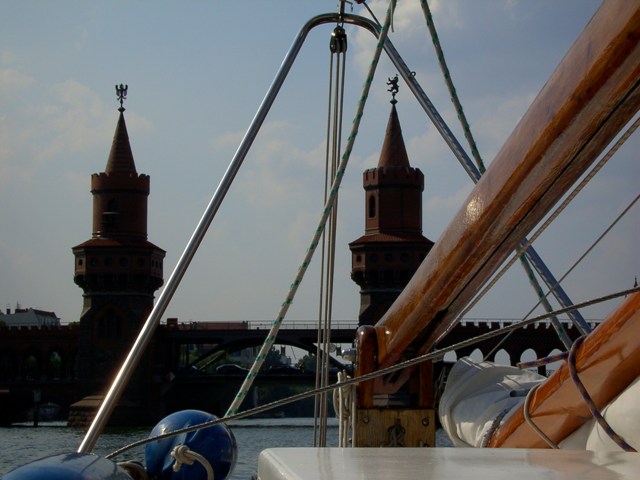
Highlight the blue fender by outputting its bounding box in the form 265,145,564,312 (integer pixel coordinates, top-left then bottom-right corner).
145,410,237,480
2,452,133,480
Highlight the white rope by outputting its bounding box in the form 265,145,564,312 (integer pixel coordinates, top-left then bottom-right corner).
171,444,214,480
333,371,353,447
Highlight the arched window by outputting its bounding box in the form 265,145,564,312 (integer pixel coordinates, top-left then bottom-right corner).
443,351,457,363
368,195,376,218
469,348,484,362
544,348,564,377
48,351,62,379
493,349,511,366
24,353,39,380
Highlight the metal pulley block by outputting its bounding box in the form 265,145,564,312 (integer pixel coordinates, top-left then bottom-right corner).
330,26,347,54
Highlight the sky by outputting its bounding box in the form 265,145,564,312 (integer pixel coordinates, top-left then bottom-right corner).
1,0,637,329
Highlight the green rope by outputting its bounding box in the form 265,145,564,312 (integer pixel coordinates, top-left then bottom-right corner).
420,0,485,174
224,0,398,417
421,0,567,341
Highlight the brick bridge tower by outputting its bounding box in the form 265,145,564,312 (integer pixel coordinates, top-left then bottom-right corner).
72,86,165,406
349,87,433,327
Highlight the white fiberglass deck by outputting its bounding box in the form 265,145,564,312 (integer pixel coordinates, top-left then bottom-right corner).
258,447,640,480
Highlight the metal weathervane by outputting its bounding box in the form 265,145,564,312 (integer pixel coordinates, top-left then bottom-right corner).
116,84,128,111
387,74,399,104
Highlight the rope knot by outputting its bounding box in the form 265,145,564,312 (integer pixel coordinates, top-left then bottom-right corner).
170,444,215,479
171,445,194,470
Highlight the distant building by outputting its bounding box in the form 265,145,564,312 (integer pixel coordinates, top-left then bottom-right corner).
71,94,165,417
349,98,434,326
0,307,61,327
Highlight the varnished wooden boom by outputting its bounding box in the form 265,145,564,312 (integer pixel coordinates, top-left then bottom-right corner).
369,0,640,375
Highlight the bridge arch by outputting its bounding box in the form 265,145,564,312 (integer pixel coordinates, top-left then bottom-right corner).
183,337,344,374
44,345,76,380
443,351,457,363
492,348,511,365
0,347,17,380
21,348,43,381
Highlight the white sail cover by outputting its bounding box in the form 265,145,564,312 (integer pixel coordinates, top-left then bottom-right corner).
439,358,640,451
560,376,640,451
439,357,545,447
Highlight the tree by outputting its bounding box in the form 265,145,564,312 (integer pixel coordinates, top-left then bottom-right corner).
263,347,284,369
295,353,317,372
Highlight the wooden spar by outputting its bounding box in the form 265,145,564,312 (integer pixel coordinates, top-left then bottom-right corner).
488,292,640,448
364,0,640,379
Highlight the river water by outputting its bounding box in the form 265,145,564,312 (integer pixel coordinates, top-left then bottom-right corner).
0,419,451,478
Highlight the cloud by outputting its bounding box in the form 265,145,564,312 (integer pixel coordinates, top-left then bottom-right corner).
287,210,321,254
0,74,153,185
0,49,18,66
75,27,89,51
469,90,537,164
211,130,244,152
425,183,473,224
0,68,35,92
226,120,328,208
349,0,465,76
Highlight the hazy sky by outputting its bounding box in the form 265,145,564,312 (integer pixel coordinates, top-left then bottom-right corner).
1,1,637,328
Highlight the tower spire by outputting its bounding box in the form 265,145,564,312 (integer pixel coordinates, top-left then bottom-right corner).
377,103,410,169
105,85,137,176
378,75,409,169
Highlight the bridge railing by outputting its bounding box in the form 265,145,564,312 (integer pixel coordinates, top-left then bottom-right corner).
165,320,360,332
167,318,603,332
459,318,602,329
247,320,359,330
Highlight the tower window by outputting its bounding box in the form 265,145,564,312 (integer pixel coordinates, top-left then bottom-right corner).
102,199,120,228
368,195,376,218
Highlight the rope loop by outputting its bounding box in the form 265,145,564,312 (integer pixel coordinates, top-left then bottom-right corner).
523,383,559,449
567,336,637,452
171,444,215,479
522,336,637,451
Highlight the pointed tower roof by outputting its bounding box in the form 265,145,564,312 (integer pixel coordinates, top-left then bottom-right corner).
105,109,138,176
377,104,410,169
